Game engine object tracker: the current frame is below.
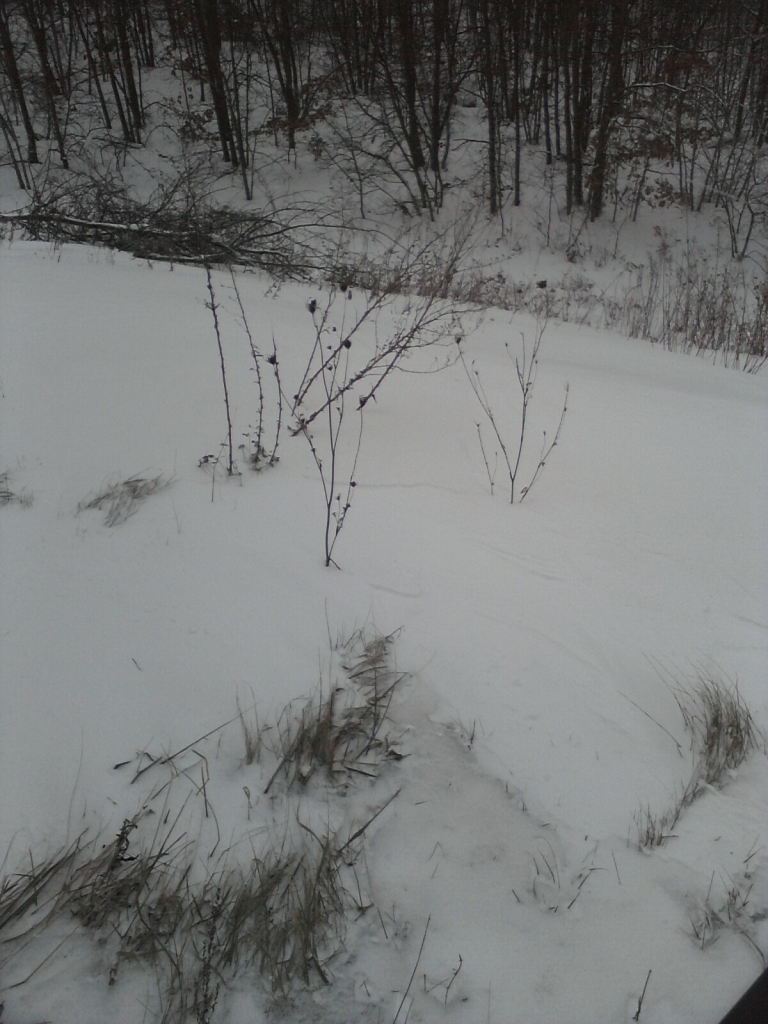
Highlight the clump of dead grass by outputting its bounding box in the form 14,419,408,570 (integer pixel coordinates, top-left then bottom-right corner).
0,470,32,508
689,865,765,963
1,777,376,1020
0,628,406,1021
636,666,764,850
634,802,683,851
0,835,82,939
77,472,173,526
264,628,405,792
673,668,762,789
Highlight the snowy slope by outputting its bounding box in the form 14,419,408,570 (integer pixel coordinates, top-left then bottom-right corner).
1,240,767,1023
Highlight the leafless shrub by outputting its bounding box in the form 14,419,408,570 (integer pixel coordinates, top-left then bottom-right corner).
292,287,462,435
204,267,236,477
450,250,767,373
450,270,604,327
290,252,465,565
197,269,282,481
291,291,365,568
77,473,173,526
459,322,569,503
230,269,281,471
325,215,473,302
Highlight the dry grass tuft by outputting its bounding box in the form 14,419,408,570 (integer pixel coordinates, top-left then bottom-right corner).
1,799,360,1016
634,803,682,851
211,824,350,995
0,470,32,508
237,692,265,766
0,836,82,939
689,869,765,963
264,628,405,793
673,669,762,789
77,472,173,526
636,666,764,850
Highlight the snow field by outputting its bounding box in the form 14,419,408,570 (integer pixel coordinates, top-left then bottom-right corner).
1,240,767,1022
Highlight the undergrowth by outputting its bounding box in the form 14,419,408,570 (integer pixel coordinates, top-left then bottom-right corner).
0,628,406,1021
617,253,767,372
451,252,767,372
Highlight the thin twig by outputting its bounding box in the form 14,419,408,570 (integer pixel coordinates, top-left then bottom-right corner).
205,266,234,475
475,422,496,494
393,916,430,1024
444,954,462,1005
131,708,253,783
230,268,265,463
633,969,652,1021
341,789,401,853
618,692,683,756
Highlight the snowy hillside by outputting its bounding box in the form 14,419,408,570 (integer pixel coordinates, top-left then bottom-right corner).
1,235,767,1023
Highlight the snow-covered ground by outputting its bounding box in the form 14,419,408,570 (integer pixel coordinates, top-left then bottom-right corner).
1,230,767,1024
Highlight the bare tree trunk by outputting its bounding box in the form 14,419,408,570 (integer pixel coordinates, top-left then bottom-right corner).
478,0,502,215
195,0,236,161
21,0,68,167
429,0,446,174
395,0,425,170
588,0,626,220
561,12,574,213
114,1,143,138
512,0,522,206
249,0,312,152
0,7,39,163
0,102,32,188
72,3,113,131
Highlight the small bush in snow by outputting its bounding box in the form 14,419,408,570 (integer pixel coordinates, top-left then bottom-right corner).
459,321,568,503
292,283,464,567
